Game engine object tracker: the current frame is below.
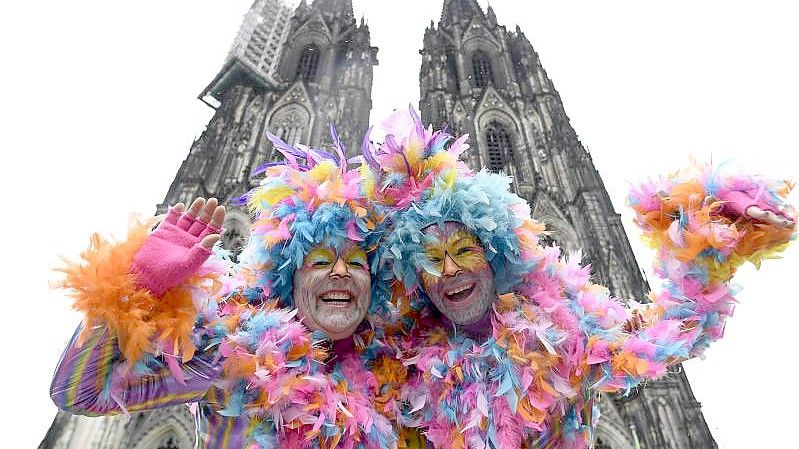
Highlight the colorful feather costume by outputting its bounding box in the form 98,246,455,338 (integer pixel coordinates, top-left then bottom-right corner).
51,127,398,449
371,107,797,449
214,128,397,449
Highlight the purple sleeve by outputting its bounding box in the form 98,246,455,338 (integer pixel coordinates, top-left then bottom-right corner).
50,324,220,416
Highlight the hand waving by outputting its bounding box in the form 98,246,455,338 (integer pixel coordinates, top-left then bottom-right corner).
720,189,795,230
131,198,226,296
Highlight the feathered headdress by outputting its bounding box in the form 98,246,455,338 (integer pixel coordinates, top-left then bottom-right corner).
370,106,546,300
236,125,387,310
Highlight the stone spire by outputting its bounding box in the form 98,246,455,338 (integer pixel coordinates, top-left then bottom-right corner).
311,0,353,18
486,3,497,27
440,0,485,26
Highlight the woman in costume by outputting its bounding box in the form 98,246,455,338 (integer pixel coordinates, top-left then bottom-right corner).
50,128,398,449
370,107,796,449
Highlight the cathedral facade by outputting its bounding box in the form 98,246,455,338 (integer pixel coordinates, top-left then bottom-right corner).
40,1,718,448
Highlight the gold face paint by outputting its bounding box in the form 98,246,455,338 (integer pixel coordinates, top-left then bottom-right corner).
343,248,368,269
303,246,369,271
294,242,372,340
419,223,497,326
422,228,488,285
304,247,336,268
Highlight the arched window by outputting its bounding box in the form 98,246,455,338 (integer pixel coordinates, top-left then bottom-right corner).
277,124,304,147
335,40,350,68
472,50,494,88
484,121,514,172
295,44,320,82
446,49,459,87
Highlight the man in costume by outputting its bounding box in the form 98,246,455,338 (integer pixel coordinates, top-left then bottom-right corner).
50,129,397,449
371,107,797,448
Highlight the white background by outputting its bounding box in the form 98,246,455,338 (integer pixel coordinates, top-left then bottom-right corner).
1,1,797,448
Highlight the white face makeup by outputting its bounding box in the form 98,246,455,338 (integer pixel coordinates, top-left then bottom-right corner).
292,241,372,340
420,222,496,325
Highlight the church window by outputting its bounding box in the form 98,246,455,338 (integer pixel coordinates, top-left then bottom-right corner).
472,50,494,88
295,44,320,82
511,48,525,79
484,121,514,172
436,101,448,128
446,49,459,87
276,124,304,147
336,39,351,68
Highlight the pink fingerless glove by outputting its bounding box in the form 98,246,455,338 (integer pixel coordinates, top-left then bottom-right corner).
131,207,221,297
719,188,791,221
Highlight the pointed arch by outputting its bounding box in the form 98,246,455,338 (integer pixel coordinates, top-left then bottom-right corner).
594,396,636,449
295,44,320,82
267,104,312,147
532,194,580,254
129,409,195,449
484,120,512,172
221,209,252,262
471,49,494,88
475,105,525,181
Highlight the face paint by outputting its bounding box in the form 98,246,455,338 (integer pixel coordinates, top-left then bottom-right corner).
420,222,496,325
293,241,371,340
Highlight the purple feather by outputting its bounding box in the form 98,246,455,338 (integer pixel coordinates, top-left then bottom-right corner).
328,123,347,170
265,132,302,169
409,104,425,140
360,126,379,170
230,193,249,206
311,147,337,162
400,152,412,177
384,134,401,155
251,161,285,176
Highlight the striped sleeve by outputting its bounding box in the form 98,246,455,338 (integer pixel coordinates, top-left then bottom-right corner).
50,324,219,416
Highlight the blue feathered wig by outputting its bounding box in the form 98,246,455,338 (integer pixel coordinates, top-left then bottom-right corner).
236,126,390,312
369,107,546,302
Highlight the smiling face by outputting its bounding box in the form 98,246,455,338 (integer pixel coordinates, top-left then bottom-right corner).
420,222,496,325
292,241,372,340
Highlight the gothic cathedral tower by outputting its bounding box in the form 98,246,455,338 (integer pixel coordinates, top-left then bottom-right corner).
419,1,718,448
159,0,378,258
39,2,378,448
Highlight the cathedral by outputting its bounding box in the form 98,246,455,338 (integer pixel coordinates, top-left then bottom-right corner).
39,1,719,448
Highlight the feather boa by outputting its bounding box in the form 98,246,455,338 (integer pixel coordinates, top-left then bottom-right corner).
390,164,795,448
374,109,797,448
397,288,602,449
214,289,398,449
628,162,797,357
55,217,227,367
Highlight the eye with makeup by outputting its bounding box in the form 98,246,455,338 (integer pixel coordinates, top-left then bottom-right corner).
304,248,336,268
303,247,368,270
425,248,445,265
454,246,475,256
344,249,368,270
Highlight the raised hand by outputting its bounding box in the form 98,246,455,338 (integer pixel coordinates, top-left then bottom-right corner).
131,198,226,296
720,189,795,229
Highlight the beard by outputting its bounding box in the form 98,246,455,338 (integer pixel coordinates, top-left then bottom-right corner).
425,266,495,326
293,270,371,340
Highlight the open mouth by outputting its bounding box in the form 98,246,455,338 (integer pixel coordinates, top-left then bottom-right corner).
319,290,354,307
443,282,475,303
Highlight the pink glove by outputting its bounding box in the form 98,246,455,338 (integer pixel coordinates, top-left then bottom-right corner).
720,188,793,223
131,207,221,296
